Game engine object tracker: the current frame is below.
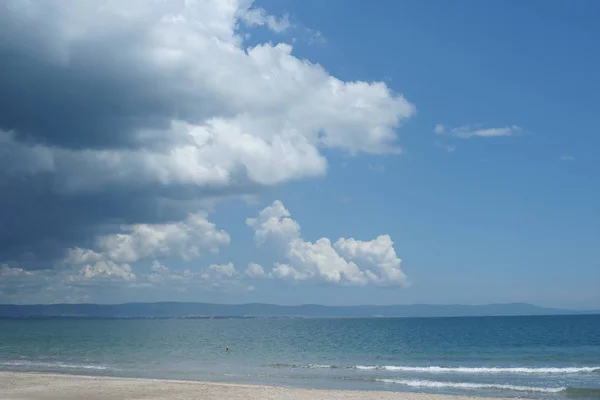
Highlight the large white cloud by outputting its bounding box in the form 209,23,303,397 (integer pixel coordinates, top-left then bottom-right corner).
0,0,415,303
0,0,414,195
247,201,408,286
63,211,230,264
96,212,230,263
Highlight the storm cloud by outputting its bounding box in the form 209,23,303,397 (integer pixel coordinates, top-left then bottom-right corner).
0,0,414,278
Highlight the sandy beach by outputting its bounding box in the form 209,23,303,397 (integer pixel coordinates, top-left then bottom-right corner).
0,372,513,400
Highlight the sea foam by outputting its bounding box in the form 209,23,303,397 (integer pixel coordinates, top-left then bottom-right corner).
273,363,600,374
376,378,566,393
356,365,600,374
0,360,112,371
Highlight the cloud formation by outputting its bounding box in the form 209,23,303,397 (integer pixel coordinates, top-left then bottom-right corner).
0,197,409,303
73,261,137,282
435,124,522,138
94,212,230,263
0,0,414,268
0,258,252,304
58,211,230,271
247,201,407,286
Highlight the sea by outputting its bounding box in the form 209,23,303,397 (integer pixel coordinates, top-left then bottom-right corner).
1,315,599,399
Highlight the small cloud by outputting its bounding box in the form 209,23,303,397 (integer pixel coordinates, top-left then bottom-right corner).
239,7,291,33
245,263,266,278
307,29,326,45
435,124,522,139
560,155,574,161
340,195,352,203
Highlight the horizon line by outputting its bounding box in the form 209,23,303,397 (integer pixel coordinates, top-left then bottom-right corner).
1,301,597,311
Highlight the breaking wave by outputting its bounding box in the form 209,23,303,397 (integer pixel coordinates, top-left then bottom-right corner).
269,363,600,374
0,360,113,371
376,378,567,393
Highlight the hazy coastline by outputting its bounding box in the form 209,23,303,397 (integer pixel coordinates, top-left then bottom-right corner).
2,302,597,319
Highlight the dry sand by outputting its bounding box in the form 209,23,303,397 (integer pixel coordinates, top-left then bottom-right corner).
0,372,512,400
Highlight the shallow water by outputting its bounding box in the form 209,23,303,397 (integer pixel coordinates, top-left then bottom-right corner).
1,315,599,399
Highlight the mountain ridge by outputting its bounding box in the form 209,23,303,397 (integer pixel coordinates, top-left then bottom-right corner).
1,302,597,319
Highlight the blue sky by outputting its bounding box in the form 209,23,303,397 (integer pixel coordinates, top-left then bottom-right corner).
213,0,600,308
0,0,598,308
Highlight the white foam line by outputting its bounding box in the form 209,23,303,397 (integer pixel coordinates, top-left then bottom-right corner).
361,365,599,374
275,363,600,374
377,378,566,393
0,361,111,371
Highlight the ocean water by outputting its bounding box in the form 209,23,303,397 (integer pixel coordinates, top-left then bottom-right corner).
1,315,599,399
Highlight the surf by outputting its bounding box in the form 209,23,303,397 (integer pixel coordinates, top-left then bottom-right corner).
270,363,600,374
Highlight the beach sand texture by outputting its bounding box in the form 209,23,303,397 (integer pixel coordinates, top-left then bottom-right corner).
0,372,511,400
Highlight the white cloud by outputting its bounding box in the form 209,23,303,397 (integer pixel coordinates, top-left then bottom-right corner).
434,124,445,135
93,211,230,263
72,260,136,282
334,235,407,285
58,211,231,288
271,262,311,281
119,260,246,291
238,3,291,33
0,0,415,194
560,155,574,161
201,263,238,279
435,124,522,139
247,201,407,286
0,1,417,302
0,258,251,303
245,262,266,278
146,261,249,291
307,29,326,45
63,248,103,265
247,200,301,246
150,260,169,274
146,260,185,284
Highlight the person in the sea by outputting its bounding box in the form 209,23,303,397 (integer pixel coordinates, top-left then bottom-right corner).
226,347,230,353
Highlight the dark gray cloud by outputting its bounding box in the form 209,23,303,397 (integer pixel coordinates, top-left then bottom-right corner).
0,0,231,149
0,0,412,278
0,175,257,267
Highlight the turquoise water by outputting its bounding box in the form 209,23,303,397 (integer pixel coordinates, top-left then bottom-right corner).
1,315,599,399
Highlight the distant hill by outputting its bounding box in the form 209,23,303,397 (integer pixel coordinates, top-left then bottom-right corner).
0,302,596,319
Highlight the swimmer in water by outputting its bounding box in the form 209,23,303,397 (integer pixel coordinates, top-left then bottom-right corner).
226,347,230,353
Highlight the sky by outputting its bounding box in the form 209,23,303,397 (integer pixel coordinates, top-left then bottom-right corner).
0,0,598,309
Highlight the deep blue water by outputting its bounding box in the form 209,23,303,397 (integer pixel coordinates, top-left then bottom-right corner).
1,315,599,399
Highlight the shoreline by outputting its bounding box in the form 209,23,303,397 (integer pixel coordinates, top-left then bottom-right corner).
0,372,511,400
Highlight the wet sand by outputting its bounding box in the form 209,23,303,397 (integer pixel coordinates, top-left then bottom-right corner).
0,372,512,400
